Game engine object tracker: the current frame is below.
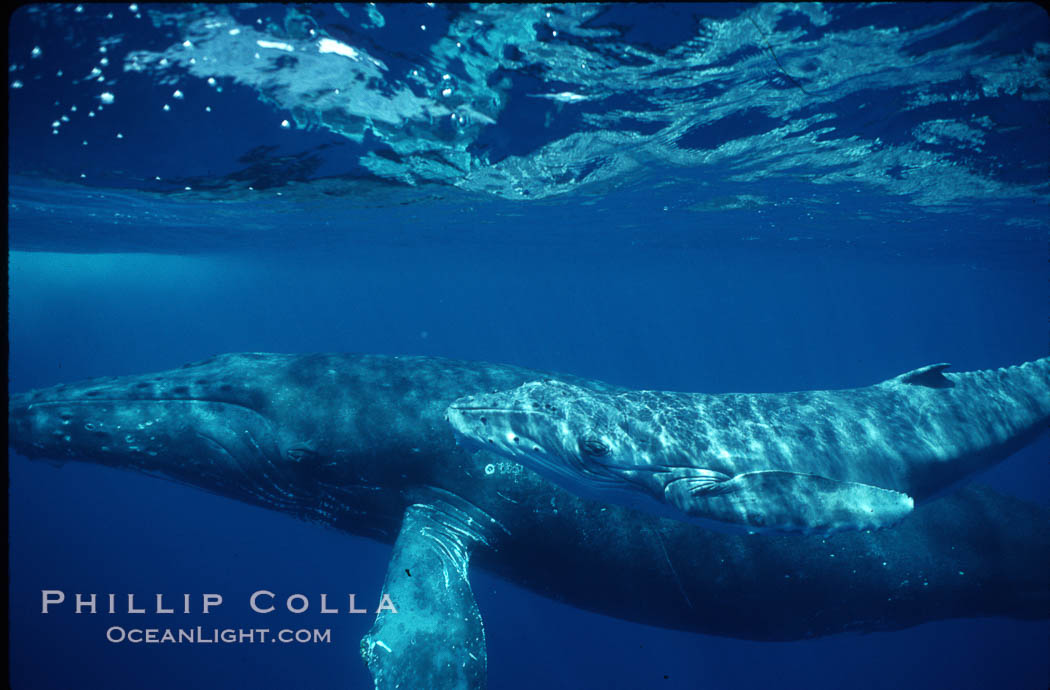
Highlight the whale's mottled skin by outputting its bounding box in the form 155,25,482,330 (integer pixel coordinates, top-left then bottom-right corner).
447,359,1050,534
8,353,1050,690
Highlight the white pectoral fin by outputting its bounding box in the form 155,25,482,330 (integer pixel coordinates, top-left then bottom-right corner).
663,469,914,534
361,501,487,690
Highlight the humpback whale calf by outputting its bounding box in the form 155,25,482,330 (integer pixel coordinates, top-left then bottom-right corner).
8,353,1050,689
447,359,1050,534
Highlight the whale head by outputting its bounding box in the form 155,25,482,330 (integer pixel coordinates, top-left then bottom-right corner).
8,353,363,517
446,380,652,504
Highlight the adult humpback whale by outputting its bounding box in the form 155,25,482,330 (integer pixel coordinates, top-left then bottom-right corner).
446,359,1050,534
8,353,1050,689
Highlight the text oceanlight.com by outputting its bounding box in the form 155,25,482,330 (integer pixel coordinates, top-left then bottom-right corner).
106,627,331,644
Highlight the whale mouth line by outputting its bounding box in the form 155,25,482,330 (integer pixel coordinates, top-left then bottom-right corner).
449,406,523,413
449,406,552,419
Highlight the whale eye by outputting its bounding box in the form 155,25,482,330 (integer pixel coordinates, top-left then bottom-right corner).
578,438,609,457
286,444,318,463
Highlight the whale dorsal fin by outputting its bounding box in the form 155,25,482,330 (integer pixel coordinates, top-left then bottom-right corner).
896,363,953,388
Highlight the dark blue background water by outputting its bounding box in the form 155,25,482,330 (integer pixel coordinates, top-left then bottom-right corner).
8,3,1049,689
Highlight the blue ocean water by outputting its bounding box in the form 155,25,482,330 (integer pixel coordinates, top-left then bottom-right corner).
7,3,1049,689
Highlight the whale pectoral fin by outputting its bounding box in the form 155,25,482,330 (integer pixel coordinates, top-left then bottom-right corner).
895,363,954,388
361,500,488,690
664,469,914,533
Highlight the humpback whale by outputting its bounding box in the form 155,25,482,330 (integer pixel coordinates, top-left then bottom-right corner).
8,353,1050,689
446,359,1050,534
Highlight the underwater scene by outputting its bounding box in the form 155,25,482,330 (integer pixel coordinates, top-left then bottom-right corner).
7,3,1049,689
